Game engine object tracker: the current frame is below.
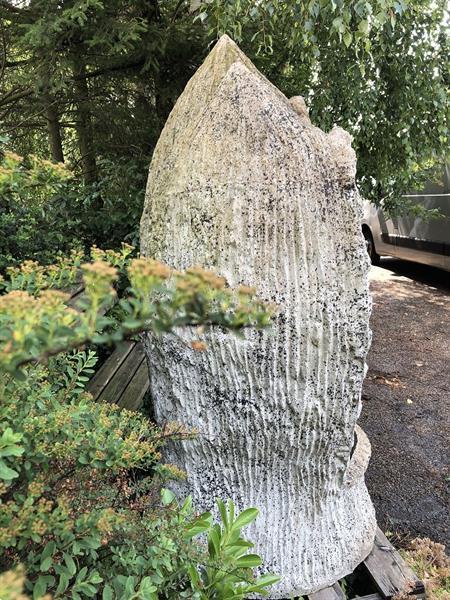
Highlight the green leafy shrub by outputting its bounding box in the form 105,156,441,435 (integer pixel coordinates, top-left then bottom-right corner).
0,355,185,598
186,497,280,598
0,148,146,271
81,157,148,249
0,148,84,270
0,251,279,598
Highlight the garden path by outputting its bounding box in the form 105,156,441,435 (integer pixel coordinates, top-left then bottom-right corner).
360,259,450,547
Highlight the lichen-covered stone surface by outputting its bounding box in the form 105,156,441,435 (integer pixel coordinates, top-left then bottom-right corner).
140,35,376,598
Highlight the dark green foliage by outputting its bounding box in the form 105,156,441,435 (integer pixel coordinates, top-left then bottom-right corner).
83,158,148,248
0,0,447,249
0,355,278,599
0,146,147,268
0,147,83,268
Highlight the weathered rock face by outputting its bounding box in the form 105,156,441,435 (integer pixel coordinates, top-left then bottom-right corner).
140,35,376,598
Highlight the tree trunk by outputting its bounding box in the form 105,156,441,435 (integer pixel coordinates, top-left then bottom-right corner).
44,99,64,163
72,57,98,185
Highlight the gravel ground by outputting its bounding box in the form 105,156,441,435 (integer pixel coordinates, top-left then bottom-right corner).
359,258,450,548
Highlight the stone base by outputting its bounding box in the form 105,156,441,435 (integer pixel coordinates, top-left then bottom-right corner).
157,403,376,598
249,427,376,598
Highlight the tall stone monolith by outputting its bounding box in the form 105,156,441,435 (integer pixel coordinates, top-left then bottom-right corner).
140,35,376,598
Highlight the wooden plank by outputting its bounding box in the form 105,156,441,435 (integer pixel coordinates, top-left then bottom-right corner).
357,594,383,600
96,343,145,405
66,282,84,299
67,288,85,308
308,582,346,600
87,341,135,401
118,357,150,411
364,528,425,599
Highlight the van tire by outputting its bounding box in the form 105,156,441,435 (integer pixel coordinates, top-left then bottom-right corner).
362,227,380,265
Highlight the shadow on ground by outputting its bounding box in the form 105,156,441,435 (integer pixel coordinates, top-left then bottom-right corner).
375,258,450,292
360,258,450,547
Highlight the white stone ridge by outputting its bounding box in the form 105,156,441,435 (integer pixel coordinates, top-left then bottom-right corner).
140,35,376,598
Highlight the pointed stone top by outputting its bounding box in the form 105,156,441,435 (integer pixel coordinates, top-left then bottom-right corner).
201,34,257,83
215,33,236,47
190,34,287,111
211,34,242,56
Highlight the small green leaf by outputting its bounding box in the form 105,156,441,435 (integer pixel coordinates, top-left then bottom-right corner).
217,498,229,531
40,556,52,572
208,525,221,558
124,576,135,596
90,572,103,585
102,585,113,600
235,554,262,568
358,19,369,34
187,564,201,588
41,541,56,562
76,566,88,582
139,577,157,594
180,495,193,515
56,573,70,595
0,459,19,480
63,552,77,577
0,445,23,457
232,507,259,530
161,488,175,506
185,518,212,539
33,575,54,599
255,573,281,587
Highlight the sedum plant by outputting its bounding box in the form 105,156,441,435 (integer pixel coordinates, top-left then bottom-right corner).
0,245,273,374
0,250,279,599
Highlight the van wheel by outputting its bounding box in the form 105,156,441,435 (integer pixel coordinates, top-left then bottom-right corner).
362,227,380,265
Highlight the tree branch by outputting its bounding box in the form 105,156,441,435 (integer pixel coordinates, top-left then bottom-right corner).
0,86,33,108
0,0,35,23
0,55,148,111
171,0,186,22
76,57,145,80
4,58,31,67
14,317,252,371
0,19,6,84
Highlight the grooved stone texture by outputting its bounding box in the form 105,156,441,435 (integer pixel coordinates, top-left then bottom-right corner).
140,35,376,599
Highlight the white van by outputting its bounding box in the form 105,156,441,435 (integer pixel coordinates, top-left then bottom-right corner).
362,165,450,271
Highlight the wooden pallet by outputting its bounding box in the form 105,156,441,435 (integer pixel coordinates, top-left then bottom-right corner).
87,340,150,411
307,529,425,600
68,285,150,412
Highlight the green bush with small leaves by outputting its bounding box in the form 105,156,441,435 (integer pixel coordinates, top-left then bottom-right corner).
0,146,146,271
0,147,84,270
0,250,279,599
0,246,272,374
